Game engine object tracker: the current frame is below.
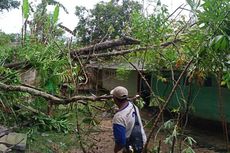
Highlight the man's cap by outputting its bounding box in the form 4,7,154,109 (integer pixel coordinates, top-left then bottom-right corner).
110,86,128,99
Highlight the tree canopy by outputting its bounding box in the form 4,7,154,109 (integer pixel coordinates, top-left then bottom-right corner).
0,0,20,11
75,0,142,44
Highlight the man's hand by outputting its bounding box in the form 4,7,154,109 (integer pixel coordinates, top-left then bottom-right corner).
114,143,124,153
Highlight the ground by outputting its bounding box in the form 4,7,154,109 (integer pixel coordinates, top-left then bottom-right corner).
6,106,226,153
72,109,228,153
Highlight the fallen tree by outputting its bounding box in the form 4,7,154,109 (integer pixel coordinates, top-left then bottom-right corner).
0,82,112,104
2,38,181,69
70,36,140,59
78,39,181,59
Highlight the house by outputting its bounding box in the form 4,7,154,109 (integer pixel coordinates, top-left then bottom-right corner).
85,62,230,125
85,61,151,102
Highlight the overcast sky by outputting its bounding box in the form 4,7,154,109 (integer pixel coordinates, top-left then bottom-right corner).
0,0,188,34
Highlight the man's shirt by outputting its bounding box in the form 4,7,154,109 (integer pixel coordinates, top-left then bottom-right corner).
112,102,147,147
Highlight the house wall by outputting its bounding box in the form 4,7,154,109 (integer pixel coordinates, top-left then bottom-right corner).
102,69,138,96
151,72,230,123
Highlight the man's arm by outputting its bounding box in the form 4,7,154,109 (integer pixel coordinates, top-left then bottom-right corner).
113,124,126,153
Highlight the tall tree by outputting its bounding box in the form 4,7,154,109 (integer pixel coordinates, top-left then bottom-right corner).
0,0,20,11
75,0,142,45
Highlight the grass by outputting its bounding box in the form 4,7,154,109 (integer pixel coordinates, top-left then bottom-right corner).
25,129,78,152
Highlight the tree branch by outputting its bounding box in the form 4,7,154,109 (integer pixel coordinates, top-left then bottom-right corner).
58,24,76,36
70,36,140,59
0,82,113,104
79,39,181,59
3,61,30,69
0,82,61,101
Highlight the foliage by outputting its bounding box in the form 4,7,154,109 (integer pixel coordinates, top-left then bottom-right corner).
0,31,12,45
188,0,230,69
130,2,180,72
116,67,130,80
22,0,29,18
26,130,76,152
129,0,230,88
182,147,196,153
0,34,16,66
0,0,20,11
222,71,230,89
0,1,77,134
32,113,71,133
75,0,142,44
18,41,72,93
135,98,145,109
28,0,66,42
53,4,60,25
131,4,171,45
18,111,85,152
155,120,196,153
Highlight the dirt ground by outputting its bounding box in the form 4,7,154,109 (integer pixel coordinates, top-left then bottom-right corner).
73,109,228,153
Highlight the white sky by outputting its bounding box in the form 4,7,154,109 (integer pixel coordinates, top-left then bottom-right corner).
0,0,188,34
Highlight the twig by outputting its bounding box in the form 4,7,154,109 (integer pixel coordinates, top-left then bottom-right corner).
75,103,87,153
58,24,75,36
122,55,158,101
166,4,185,20
143,58,194,152
78,100,106,111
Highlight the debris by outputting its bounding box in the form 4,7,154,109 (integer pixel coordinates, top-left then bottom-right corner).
0,133,27,151
0,144,10,152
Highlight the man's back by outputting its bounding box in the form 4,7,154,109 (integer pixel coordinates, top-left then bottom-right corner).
112,102,146,145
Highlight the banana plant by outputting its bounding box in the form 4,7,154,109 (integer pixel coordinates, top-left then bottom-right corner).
22,0,29,19
25,0,67,42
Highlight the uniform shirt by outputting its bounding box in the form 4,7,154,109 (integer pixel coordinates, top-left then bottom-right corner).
112,101,147,147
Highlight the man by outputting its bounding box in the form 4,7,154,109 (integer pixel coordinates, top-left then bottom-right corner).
111,86,147,153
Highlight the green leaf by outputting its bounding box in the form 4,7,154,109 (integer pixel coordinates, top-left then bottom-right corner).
210,35,229,51
185,136,196,145
214,35,224,50
23,0,29,18
186,0,195,10
182,147,195,153
163,120,174,129
164,135,173,145
82,117,94,124
53,4,60,24
186,0,200,10
136,98,145,109
219,36,229,50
